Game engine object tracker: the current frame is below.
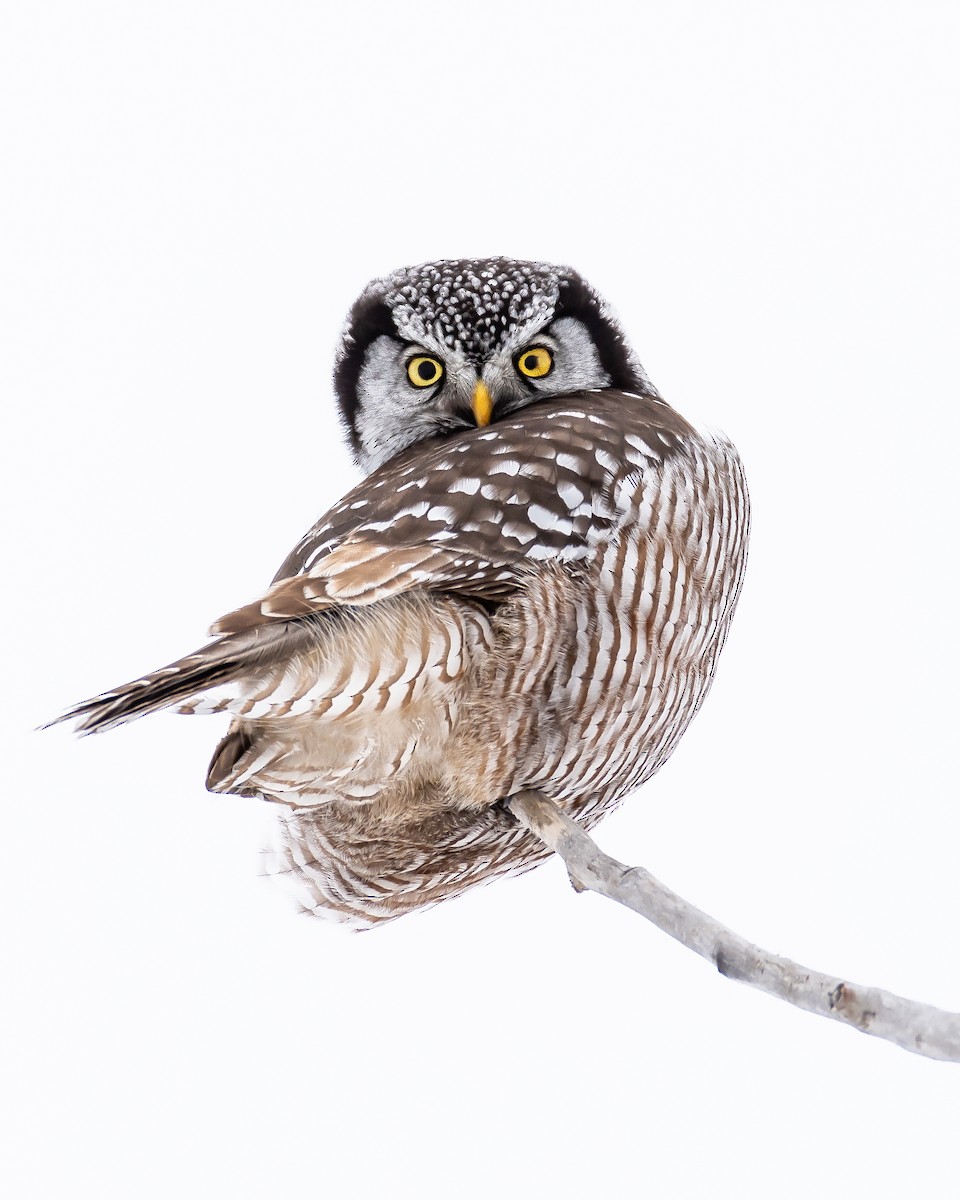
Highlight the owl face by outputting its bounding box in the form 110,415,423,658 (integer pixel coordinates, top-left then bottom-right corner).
334,258,653,470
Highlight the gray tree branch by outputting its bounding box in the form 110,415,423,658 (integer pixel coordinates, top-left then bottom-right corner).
506,789,960,1063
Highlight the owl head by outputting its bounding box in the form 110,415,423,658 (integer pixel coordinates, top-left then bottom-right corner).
334,258,656,470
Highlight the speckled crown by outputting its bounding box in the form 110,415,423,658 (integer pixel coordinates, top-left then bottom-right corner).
381,259,562,358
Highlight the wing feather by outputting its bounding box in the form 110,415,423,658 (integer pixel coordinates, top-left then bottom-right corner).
212,391,690,635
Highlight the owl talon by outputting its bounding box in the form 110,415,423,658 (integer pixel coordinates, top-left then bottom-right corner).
495,796,519,825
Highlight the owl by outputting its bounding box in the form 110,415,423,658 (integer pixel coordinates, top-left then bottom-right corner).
56,259,750,928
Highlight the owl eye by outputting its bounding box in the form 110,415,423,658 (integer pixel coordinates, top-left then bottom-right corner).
515,346,553,379
407,356,445,388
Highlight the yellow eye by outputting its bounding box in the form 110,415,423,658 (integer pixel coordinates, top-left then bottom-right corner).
516,346,553,379
407,356,444,388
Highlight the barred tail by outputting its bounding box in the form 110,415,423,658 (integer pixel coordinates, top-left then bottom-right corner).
46,622,312,736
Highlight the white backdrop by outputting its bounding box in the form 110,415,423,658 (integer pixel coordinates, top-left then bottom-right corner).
3,3,958,1197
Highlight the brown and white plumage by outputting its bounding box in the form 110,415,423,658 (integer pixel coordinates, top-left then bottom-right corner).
55,259,750,928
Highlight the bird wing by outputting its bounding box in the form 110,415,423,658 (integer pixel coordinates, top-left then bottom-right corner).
53,392,691,736
213,391,689,633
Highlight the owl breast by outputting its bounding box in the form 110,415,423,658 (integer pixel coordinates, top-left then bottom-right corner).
444,436,749,824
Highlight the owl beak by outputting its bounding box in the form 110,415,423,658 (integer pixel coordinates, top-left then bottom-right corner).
471,381,493,428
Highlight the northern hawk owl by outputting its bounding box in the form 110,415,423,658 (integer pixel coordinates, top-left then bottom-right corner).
56,259,750,928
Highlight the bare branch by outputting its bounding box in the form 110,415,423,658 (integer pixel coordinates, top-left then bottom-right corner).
506,790,960,1063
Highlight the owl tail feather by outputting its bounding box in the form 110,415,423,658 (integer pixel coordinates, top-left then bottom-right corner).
45,622,312,736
